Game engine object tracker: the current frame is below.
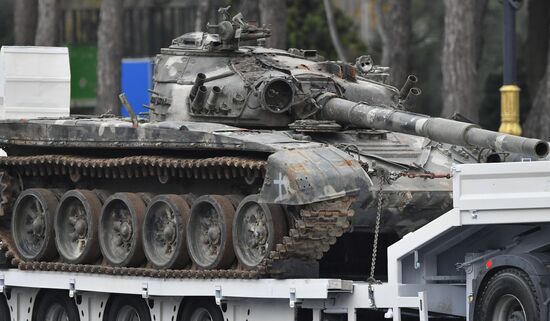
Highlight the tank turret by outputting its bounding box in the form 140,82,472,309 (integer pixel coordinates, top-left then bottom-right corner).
150,7,547,160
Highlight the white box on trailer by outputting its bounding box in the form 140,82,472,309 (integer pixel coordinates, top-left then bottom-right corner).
0,46,70,120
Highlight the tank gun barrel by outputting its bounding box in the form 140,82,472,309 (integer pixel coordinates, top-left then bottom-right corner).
317,95,549,159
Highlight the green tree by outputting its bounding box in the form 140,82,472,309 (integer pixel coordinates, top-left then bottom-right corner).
287,0,367,60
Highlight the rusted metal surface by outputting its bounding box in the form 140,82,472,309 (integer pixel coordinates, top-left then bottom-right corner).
0,192,354,278
0,154,354,277
260,147,370,205
318,95,548,159
0,171,14,217
0,155,266,181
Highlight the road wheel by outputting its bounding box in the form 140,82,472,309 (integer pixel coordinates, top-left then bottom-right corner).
233,195,286,269
33,291,79,321
143,194,190,269
55,190,102,264
187,195,235,269
99,193,146,267
12,189,59,261
475,268,539,321
178,298,223,321
106,295,151,321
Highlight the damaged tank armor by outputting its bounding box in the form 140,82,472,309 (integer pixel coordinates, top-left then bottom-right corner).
0,7,546,279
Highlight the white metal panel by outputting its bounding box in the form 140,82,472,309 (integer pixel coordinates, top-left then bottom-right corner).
0,270,349,300
224,299,295,321
0,46,70,119
453,161,550,210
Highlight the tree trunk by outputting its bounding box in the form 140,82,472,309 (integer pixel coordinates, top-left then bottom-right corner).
526,0,550,105
473,0,489,69
323,0,347,62
524,31,550,139
440,0,488,123
240,0,260,25
259,0,287,49
14,0,38,45
35,0,59,46
96,0,124,115
194,0,210,32
375,0,411,87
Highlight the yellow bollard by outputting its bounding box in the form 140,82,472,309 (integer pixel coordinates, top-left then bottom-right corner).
499,85,522,136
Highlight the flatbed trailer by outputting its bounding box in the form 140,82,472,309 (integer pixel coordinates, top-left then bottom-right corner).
1,160,550,321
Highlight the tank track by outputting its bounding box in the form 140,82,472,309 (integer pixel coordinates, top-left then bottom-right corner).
0,170,15,217
0,155,354,279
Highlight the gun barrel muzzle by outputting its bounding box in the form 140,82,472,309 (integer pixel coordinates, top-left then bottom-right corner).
319,96,549,159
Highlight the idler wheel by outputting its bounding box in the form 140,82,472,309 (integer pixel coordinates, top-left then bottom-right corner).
99,193,146,267
187,195,235,269
12,188,59,261
143,195,190,269
233,195,287,269
54,190,102,264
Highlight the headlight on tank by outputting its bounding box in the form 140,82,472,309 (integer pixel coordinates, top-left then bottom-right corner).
259,78,294,113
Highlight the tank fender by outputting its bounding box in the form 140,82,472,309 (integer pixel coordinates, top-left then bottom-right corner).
259,146,371,205
471,253,550,321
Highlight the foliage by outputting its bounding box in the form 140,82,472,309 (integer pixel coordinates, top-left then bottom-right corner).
225,0,368,60
287,0,367,61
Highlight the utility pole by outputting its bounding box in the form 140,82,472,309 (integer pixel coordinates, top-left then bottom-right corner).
499,0,522,136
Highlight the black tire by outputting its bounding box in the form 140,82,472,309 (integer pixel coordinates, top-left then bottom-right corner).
55,190,102,264
0,295,10,321
475,268,539,321
99,193,146,267
33,290,80,321
12,188,59,261
178,298,223,321
143,194,190,269
187,195,235,269
232,194,287,269
106,295,151,321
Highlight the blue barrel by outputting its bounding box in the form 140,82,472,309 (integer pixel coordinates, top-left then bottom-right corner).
121,58,153,117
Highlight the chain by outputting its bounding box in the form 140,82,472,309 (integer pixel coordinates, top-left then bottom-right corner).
365,168,450,308
396,172,451,179
367,170,385,308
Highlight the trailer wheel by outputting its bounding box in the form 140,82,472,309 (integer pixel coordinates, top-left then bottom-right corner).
178,298,223,321
475,268,539,321
33,291,79,321
106,295,151,321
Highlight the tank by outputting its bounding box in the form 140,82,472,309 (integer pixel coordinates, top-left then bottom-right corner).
0,7,546,279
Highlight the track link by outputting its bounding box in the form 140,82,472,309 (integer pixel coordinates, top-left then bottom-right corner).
0,155,354,278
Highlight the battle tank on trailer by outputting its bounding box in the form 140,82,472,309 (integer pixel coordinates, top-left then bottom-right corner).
0,7,546,279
